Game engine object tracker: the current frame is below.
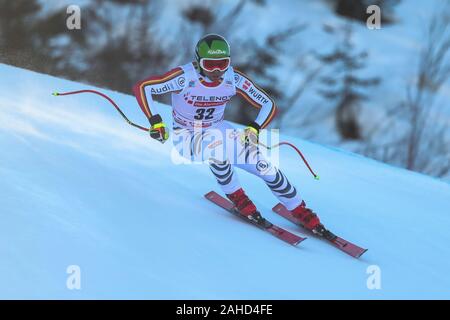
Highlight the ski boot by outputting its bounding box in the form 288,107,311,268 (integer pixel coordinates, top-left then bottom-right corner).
226,188,265,225
291,201,321,231
291,201,337,240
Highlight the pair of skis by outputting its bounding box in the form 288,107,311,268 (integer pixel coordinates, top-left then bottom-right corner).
204,191,367,259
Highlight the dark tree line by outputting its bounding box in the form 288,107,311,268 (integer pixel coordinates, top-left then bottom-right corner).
0,0,173,92
327,0,401,24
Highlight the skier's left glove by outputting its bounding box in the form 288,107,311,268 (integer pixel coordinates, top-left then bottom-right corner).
149,114,169,144
240,121,260,145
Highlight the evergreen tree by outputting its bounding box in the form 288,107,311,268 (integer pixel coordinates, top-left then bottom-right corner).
316,23,379,140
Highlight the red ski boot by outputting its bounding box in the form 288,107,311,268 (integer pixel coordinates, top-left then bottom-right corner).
291,200,322,233
226,188,265,225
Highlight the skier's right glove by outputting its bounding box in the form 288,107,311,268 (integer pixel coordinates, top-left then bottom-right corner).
149,114,169,144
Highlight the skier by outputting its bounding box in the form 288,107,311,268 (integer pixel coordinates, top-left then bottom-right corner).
133,34,323,232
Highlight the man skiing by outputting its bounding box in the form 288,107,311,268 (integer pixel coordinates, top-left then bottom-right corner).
133,34,323,233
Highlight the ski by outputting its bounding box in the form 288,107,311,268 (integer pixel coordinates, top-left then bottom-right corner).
272,203,367,258
205,191,306,246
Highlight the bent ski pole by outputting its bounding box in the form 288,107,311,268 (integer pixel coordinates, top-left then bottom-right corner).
258,141,319,180
52,89,149,132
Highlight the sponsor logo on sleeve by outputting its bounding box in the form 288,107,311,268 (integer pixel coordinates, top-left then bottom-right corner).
150,83,171,94
248,86,270,104
234,73,241,85
243,80,251,91
177,76,186,88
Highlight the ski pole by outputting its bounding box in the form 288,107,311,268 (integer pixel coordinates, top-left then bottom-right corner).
52,89,149,132
258,141,320,180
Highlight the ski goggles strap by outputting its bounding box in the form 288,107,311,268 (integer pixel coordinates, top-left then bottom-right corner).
199,57,231,72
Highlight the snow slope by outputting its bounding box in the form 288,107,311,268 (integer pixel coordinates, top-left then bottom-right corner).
1,64,450,299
